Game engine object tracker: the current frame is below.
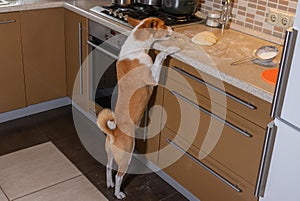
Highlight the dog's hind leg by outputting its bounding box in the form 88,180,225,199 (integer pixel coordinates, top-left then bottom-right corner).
114,162,130,199
105,137,115,188
112,140,134,199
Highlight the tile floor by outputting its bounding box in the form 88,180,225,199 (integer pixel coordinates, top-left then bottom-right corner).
0,142,107,201
0,106,188,201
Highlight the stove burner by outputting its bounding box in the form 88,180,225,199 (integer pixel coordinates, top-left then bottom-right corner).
117,7,129,12
90,4,205,27
175,15,188,22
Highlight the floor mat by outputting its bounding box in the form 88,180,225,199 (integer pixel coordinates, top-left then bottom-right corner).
0,142,107,201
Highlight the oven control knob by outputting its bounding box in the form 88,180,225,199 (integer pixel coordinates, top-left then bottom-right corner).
124,14,128,22
113,10,118,17
118,13,123,19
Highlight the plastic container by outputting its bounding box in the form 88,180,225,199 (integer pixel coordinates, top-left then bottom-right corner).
206,10,221,27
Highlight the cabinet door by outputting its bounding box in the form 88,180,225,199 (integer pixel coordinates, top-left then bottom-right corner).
0,12,26,113
159,128,258,201
64,9,88,99
20,8,66,105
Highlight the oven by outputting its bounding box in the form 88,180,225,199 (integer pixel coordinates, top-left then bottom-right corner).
87,20,127,114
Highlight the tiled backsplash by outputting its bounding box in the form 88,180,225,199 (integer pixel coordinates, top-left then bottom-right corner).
200,0,298,39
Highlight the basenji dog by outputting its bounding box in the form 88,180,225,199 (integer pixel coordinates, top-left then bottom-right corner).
97,17,180,199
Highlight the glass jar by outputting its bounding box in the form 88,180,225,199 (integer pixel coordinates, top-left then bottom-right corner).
206,10,221,27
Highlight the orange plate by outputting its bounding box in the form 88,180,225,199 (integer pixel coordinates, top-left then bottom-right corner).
261,68,279,85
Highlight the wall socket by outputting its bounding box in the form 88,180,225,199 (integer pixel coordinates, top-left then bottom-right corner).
267,8,294,28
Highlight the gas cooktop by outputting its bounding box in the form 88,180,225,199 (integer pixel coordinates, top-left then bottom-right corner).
90,4,205,28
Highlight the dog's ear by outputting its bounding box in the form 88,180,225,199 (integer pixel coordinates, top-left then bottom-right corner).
144,18,166,29
145,18,158,29
127,17,141,27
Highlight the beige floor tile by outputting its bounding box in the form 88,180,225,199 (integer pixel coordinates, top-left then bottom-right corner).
14,176,108,201
0,189,8,201
0,142,81,200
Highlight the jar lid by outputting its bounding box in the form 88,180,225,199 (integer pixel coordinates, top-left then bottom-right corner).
207,10,221,18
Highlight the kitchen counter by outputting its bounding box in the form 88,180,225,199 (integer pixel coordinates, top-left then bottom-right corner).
0,0,279,103
155,25,279,103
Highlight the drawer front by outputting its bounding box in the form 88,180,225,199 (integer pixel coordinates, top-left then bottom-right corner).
167,58,272,128
159,128,258,201
162,82,266,185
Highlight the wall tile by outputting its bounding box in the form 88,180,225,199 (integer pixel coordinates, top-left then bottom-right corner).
200,0,298,39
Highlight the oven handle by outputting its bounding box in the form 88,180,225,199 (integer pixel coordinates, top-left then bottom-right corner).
78,23,83,95
87,40,119,60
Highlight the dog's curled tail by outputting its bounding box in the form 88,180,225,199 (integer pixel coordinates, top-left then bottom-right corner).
97,109,116,136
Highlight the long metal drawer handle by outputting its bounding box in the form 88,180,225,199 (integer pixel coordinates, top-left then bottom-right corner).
171,90,252,138
0,19,16,24
87,40,119,60
166,139,243,193
255,121,277,197
78,22,83,95
271,29,298,118
171,66,257,110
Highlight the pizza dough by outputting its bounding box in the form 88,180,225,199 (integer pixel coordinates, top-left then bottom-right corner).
191,31,218,46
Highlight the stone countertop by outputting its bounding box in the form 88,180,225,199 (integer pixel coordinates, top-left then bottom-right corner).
155,25,280,103
0,0,131,33
0,0,278,103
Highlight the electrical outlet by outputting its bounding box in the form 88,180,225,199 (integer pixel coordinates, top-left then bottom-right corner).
267,8,294,28
278,12,294,28
267,8,279,25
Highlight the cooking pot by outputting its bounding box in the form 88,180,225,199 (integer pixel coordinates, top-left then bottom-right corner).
161,0,199,15
137,0,161,6
112,0,133,6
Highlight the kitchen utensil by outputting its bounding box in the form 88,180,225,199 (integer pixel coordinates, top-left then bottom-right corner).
161,0,199,15
112,0,133,6
137,0,161,6
261,68,279,85
231,46,279,66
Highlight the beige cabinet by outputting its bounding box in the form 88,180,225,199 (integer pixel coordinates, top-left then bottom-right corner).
156,58,272,201
0,12,26,113
20,8,66,105
64,9,88,109
159,128,258,201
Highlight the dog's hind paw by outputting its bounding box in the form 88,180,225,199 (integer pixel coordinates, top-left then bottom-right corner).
106,180,115,188
115,191,126,199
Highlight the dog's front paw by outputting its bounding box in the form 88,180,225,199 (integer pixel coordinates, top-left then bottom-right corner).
165,46,181,55
115,191,126,199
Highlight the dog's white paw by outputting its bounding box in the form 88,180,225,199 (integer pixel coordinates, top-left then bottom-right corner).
165,46,181,55
115,191,126,199
106,180,115,188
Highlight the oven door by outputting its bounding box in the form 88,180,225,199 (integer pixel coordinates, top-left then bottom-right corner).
87,37,119,115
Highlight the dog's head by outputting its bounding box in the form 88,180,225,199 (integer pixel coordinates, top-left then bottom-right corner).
127,17,173,42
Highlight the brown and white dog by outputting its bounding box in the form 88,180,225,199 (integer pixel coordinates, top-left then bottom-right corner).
97,17,179,199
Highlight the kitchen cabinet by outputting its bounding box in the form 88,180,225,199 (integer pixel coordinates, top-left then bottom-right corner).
159,127,257,201
167,59,272,128
0,12,26,113
20,8,66,105
163,80,265,185
156,58,272,200
64,9,88,100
